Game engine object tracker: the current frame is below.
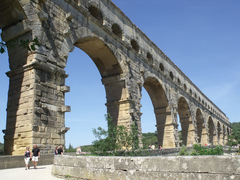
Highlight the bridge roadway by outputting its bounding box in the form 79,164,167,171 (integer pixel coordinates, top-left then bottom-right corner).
0,165,63,180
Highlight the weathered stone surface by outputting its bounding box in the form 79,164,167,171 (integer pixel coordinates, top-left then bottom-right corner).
0,0,231,155
52,155,240,180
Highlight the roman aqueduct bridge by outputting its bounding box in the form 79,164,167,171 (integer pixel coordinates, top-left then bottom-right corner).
0,0,231,155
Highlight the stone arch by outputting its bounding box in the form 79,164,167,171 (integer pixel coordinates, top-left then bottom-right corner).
222,125,227,145
142,73,174,148
111,23,122,39
74,36,128,128
131,39,139,52
169,71,174,80
217,121,223,145
147,52,153,63
196,108,207,145
159,63,164,72
177,97,195,146
208,116,215,145
75,36,123,77
88,5,103,24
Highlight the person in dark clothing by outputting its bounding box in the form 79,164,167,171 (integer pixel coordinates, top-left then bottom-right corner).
57,145,63,155
31,144,40,169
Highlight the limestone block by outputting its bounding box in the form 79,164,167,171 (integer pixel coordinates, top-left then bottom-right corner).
59,105,71,112
38,11,48,21
60,85,70,92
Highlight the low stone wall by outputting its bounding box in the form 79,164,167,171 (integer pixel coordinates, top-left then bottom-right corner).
52,155,240,180
0,154,54,169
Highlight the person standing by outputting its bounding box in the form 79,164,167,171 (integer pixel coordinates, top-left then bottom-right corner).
55,146,58,155
57,145,63,155
31,144,40,169
24,147,31,170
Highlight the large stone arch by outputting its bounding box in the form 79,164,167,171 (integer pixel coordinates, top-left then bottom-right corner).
222,125,227,145
74,36,128,128
142,73,174,148
208,116,218,145
177,97,195,146
196,108,208,145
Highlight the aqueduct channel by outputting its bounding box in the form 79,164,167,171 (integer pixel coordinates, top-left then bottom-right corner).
0,0,231,155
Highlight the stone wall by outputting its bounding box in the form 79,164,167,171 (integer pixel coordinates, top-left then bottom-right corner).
52,155,240,180
0,154,54,169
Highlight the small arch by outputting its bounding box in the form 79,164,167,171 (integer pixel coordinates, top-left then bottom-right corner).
147,52,153,62
202,100,204,105
169,71,174,80
159,63,164,72
177,78,181,85
88,5,103,24
194,93,197,98
189,89,192,95
199,97,201,102
184,84,187,91
131,39,139,52
111,23,122,39
217,122,222,144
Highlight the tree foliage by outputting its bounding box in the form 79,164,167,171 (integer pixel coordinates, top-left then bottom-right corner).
142,132,158,149
178,144,223,156
227,122,240,146
91,114,139,155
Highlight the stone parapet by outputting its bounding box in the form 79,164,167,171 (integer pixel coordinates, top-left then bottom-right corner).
0,154,54,169
52,155,240,180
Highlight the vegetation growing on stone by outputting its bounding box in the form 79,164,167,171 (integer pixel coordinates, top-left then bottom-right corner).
0,37,40,54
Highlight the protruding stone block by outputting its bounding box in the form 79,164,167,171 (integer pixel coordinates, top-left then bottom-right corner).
38,12,48,21
59,106,71,112
59,127,70,134
66,13,73,21
60,86,70,92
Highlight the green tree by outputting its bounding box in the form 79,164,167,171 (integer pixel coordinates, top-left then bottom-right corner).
68,143,74,150
227,122,240,146
142,132,158,149
92,114,139,155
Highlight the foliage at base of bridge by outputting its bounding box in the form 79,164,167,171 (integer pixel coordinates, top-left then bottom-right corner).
179,144,223,156
91,114,139,156
227,122,240,146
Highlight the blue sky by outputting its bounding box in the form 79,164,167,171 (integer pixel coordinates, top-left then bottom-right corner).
0,0,240,148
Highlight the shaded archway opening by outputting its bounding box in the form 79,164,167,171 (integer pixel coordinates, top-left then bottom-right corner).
222,125,226,144
131,39,139,52
217,122,221,144
142,77,170,148
140,88,157,149
112,23,122,39
176,114,183,146
75,37,123,78
196,109,204,144
208,117,214,145
178,97,191,146
88,5,103,24
64,37,124,147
